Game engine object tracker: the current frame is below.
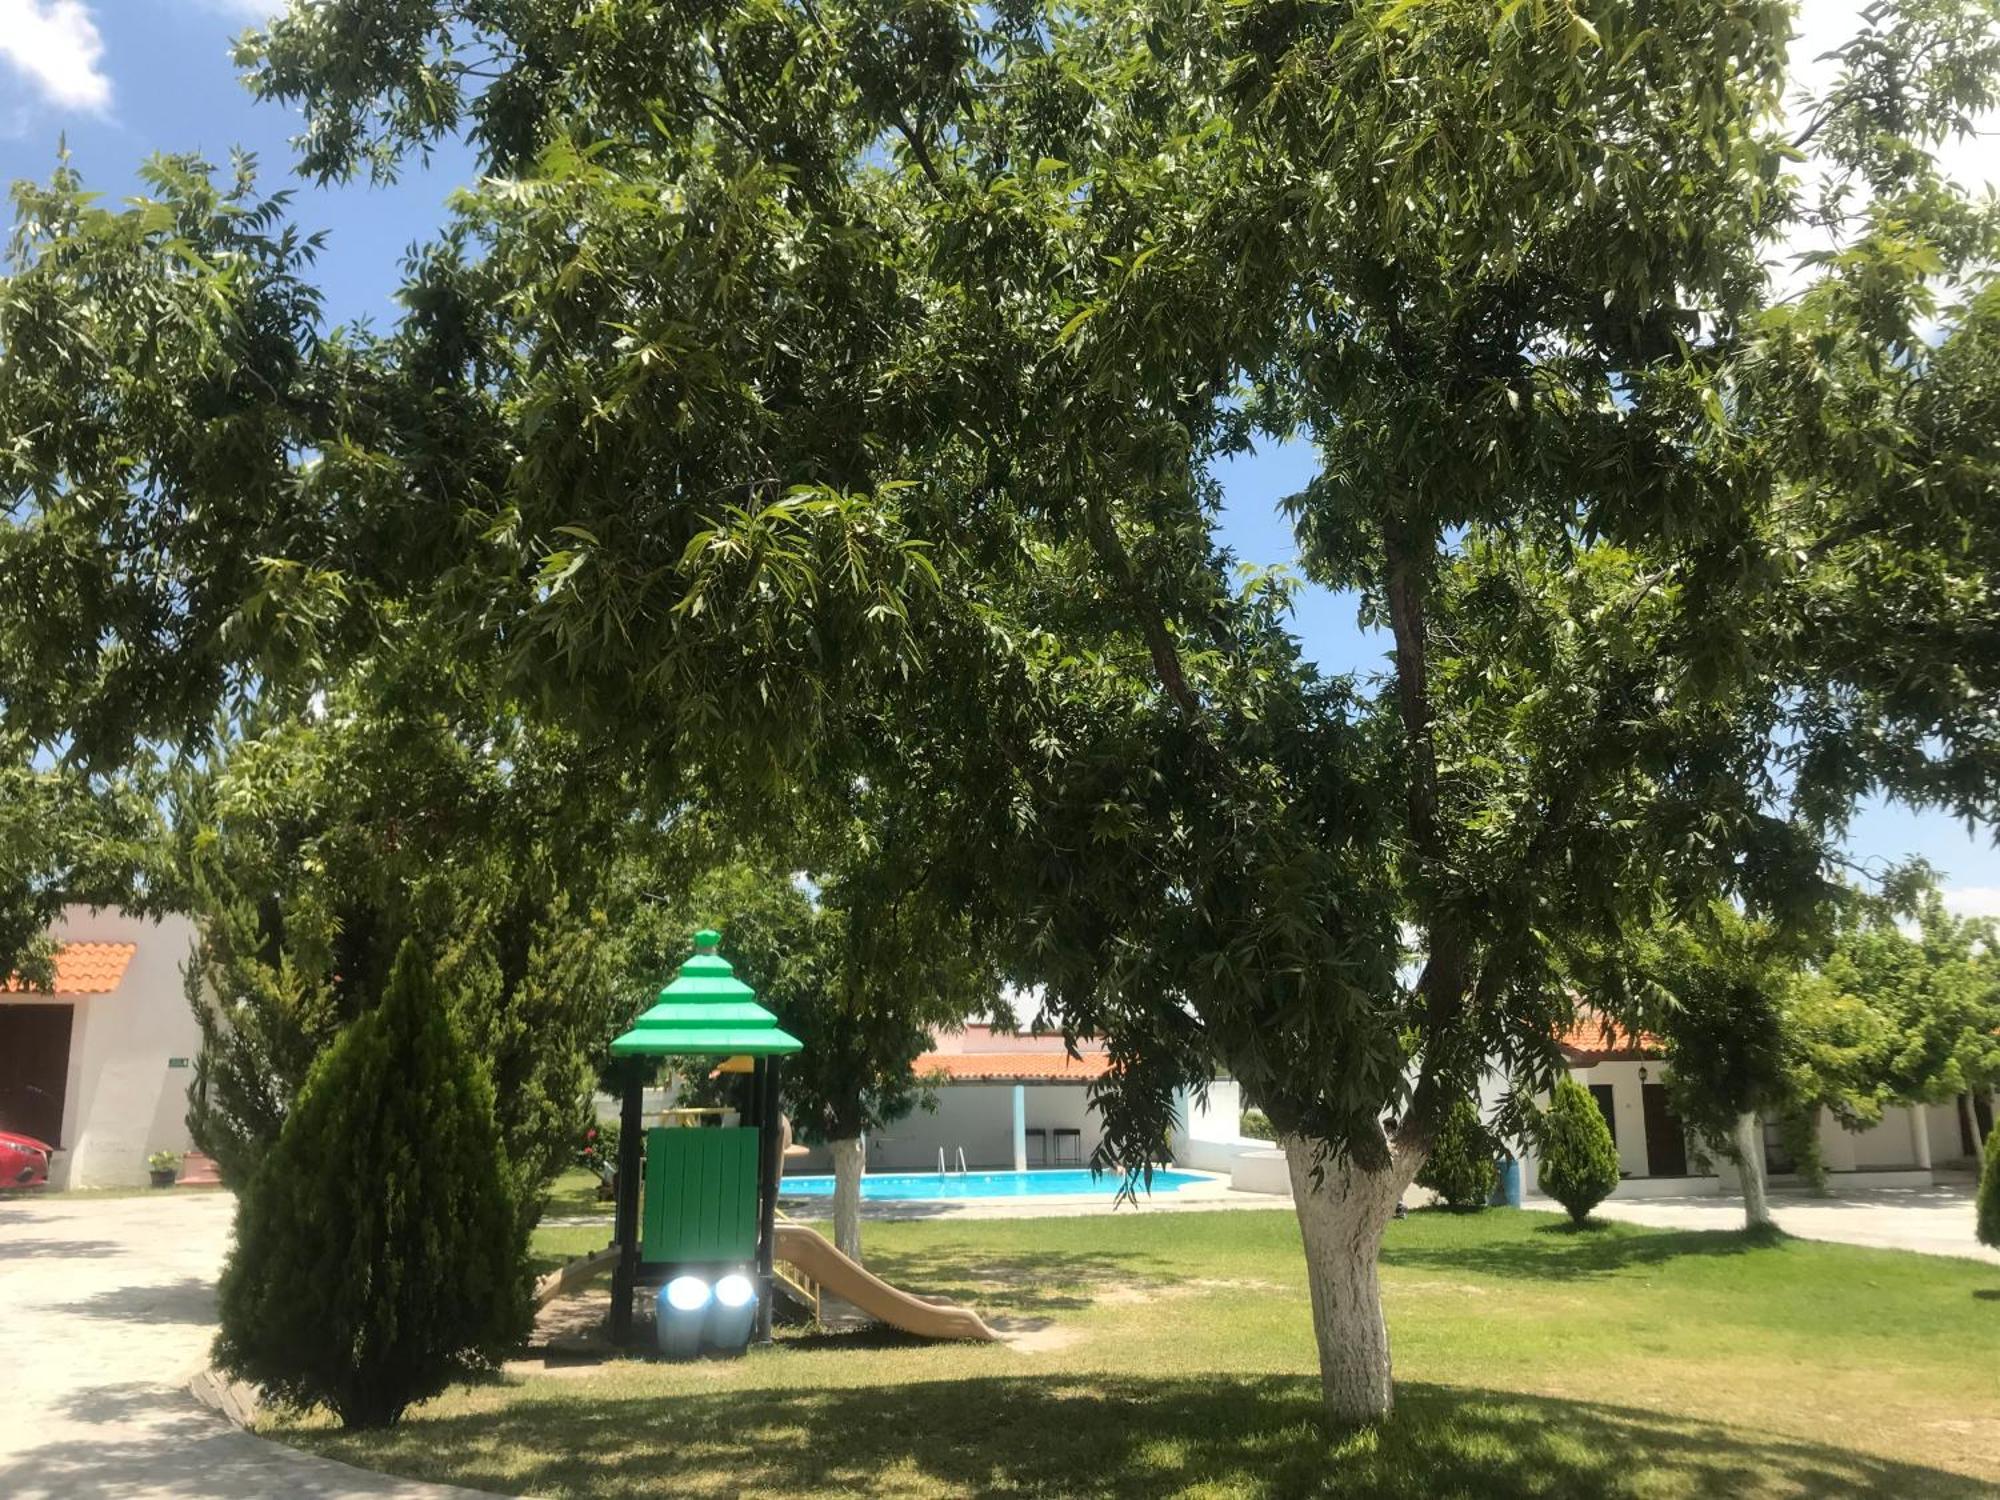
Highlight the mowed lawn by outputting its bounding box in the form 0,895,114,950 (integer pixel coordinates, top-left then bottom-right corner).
271,1204,2000,1499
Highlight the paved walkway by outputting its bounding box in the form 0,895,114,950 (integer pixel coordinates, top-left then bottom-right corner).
1525,1180,1999,1264
0,1191,494,1498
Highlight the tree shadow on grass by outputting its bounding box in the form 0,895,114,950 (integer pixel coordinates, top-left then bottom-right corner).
858,1244,1174,1316
1382,1220,1788,1282
283,1373,1993,1500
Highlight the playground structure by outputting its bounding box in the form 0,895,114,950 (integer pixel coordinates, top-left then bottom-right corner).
603,929,996,1352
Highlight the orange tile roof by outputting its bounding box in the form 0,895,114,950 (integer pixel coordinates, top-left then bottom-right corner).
3,942,138,996
1556,1009,1662,1063
914,1050,1114,1083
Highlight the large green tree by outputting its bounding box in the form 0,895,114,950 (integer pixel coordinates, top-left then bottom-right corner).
646,840,1002,1263
1634,903,1806,1229
6,0,1998,1430
179,647,635,1207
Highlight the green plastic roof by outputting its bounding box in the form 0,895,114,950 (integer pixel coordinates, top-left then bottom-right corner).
608,929,803,1058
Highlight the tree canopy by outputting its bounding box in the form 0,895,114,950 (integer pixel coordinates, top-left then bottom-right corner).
5,0,1998,1425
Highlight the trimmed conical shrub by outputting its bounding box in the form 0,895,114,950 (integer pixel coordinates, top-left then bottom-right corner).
214,940,529,1428
1978,1138,1999,1251
1416,1097,1499,1211
1538,1076,1622,1225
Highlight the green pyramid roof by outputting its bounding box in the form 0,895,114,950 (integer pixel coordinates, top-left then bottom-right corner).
609,930,803,1058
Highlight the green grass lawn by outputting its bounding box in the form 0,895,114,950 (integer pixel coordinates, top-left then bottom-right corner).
272,1207,2000,1499
538,1166,614,1225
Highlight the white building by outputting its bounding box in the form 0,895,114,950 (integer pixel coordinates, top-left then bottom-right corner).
1516,1012,1987,1199
786,1024,1114,1173
0,907,203,1189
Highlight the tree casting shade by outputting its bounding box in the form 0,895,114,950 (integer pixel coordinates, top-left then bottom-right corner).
608,930,803,1058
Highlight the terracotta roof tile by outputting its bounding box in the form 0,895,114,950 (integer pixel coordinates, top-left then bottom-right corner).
1556,1009,1662,1063
3,942,138,996
914,1050,1113,1083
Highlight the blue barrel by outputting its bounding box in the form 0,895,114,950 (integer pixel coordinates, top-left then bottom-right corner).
1493,1155,1524,1208
705,1271,757,1353
656,1277,710,1359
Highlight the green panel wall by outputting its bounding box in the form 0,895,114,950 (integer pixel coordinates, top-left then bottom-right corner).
641,1126,760,1263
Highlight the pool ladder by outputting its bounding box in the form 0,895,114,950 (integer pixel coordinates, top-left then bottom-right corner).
937,1146,969,1176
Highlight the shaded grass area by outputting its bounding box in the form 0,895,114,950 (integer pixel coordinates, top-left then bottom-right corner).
539,1167,613,1222
276,1208,2000,1499
269,1375,1992,1499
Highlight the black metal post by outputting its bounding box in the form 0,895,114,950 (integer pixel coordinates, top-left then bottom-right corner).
609,1061,645,1346
755,1056,783,1342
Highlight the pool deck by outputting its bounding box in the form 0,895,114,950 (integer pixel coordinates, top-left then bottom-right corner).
775,1169,1296,1221
540,1171,1293,1229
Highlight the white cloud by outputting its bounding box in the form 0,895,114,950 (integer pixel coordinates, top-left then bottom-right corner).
0,0,110,111
1942,887,2000,920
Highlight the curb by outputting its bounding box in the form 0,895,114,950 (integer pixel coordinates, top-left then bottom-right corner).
188,1365,262,1429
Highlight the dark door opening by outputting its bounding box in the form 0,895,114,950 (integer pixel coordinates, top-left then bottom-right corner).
0,1003,73,1146
1641,1082,1688,1177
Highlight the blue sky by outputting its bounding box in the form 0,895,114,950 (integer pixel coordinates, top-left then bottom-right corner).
4,0,1997,908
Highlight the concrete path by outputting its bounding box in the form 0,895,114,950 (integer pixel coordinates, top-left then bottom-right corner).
1526,1180,2000,1264
0,1190,495,1499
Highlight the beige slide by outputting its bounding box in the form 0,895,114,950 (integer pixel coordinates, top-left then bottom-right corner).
774,1221,998,1342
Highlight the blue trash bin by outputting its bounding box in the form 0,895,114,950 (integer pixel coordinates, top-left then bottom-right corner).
1493,1155,1523,1208
656,1276,711,1359
705,1270,757,1353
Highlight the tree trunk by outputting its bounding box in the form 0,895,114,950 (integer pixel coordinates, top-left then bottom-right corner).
830,1136,865,1263
1731,1112,1772,1230
1961,1092,1987,1167
1283,1134,1409,1425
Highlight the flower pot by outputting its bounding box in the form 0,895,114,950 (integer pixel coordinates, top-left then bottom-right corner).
149,1169,177,1188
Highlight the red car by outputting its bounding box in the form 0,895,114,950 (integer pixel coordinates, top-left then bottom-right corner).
1,1130,52,1189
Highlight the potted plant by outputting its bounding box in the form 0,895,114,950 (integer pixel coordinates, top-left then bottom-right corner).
147,1150,181,1188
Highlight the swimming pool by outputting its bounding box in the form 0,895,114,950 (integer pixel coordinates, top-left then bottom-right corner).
777,1168,1214,1201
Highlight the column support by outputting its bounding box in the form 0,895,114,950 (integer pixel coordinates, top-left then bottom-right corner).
609,1061,645,1346
755,1057,783,1343
1012,1083,1027,1173
1909,1103,1932,1173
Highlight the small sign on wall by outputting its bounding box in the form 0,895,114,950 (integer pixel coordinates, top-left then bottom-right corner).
167,1057,190,1069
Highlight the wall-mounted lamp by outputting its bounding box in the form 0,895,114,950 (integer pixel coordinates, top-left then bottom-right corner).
1637,1065,1649,1083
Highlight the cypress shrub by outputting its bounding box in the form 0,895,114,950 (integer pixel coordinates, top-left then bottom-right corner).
214,941,530,1428
1538,1076,1622,1225
1978,1138,1999,1251
1416,1097,1499,1210
1239,1108,1276,1142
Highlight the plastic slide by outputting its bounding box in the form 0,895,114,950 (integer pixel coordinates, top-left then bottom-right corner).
773,1221,998,1342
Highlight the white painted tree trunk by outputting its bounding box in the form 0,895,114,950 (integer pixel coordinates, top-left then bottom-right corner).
1731,1112,1772,1229
1283,1134,1411,1424
830,1136,865,1263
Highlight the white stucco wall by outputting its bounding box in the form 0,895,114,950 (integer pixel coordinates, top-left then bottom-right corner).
38,907,202,1189
864,1082,1104,1171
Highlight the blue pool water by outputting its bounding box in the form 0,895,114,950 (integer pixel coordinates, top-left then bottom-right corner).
778,1168,1211,1201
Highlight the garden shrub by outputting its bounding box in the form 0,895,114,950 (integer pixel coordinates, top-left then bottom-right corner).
1978,1139,1999,1250
214,941,530,1428
1416,1098,1498,1210
1538,1076,1622,1225
580,1117,620,1189
1240,1108,1276,1142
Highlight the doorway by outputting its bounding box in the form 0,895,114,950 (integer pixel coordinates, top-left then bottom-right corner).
1641,1082,1688,1177
0,1003,73,1146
